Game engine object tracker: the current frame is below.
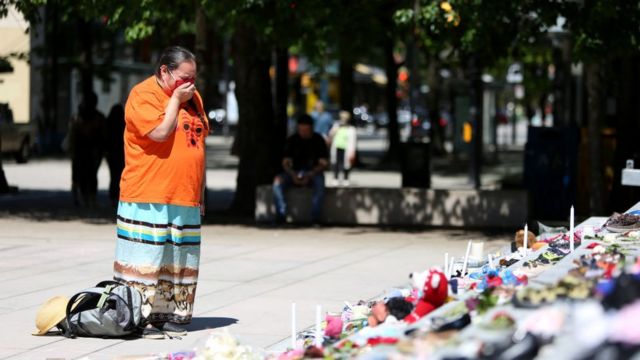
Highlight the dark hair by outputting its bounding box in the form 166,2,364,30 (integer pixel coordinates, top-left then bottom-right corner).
82,91,98,109
297,113,313,125
154,46,196,77
386,297,414,320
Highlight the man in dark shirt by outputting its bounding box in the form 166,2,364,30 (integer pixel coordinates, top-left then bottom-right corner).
273,114,329,224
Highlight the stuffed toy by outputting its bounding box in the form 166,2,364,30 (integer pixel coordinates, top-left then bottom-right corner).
404,268,448,323
324,314,343,338
515,229,537,249
367,298,414,327
387,297,414,322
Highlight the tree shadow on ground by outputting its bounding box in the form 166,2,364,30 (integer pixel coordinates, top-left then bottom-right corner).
0,188,237,224
336,226,513,241
256,185,528,229
185,317,238,331
0,189,116,223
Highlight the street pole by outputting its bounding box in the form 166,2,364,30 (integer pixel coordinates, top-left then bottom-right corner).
468,56,483,189
408,0,419,127
407,40,417,132
222,36,231,137
511,84,517,146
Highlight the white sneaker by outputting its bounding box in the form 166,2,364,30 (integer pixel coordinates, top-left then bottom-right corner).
331,179,339,187
343,180,350,187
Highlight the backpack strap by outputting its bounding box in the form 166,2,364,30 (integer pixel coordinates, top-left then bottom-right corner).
95,280,122,288
63,290,102,338
99,285,139,331
64,293,86,338
96,284,116,309
123,286,137,331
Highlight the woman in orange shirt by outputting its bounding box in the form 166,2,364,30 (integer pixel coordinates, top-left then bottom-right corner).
113,46,208,339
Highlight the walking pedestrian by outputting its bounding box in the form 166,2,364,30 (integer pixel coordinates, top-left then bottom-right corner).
105,104,125,207
68,91,105,208
113,46,208,339
329,111,357,186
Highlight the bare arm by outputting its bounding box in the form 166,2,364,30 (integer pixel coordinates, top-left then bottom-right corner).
308,158,328,177
282,157,298,179
200,155,206,216
147,83,195,142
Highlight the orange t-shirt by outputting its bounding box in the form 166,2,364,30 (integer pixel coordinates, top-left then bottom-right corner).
119,76,208,207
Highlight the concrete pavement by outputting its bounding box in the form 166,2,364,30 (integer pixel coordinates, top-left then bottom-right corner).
0,218,510,359
0,132,519,359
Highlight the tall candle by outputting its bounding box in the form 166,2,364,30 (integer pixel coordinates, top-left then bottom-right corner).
524,223,528,253
449,256,455,278
315,305,322,347
570,206,575,252
488,254,495,269
462,240,472,277
291,303,296,349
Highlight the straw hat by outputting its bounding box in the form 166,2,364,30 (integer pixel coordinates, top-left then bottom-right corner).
32,296,69,336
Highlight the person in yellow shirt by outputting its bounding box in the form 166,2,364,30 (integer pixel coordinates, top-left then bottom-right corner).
329,111,357,186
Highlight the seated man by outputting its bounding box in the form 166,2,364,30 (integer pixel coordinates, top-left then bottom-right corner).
273,114,329,224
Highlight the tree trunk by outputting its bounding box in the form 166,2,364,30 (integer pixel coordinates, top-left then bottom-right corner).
0,164,8,192
274,47,289,167
425,55,441,154
195,3,214,111
339,58,354,112
41,2,59,153
585,62,604,215
611,57,640,212
0,136,8,191
78,18,94,103
230,24,276,216
384,36,400,161
552,41,572,127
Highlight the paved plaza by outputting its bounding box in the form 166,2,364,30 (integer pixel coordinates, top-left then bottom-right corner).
0,218,510,359
0,134,514,359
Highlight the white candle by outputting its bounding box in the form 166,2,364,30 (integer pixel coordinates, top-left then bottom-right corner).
448,256,455,278
488,254,494,269
315,305,322,347
444,253,449,278
470,241,484,260
570,206,575,252
291,303,296,349
462,240,472,276
524,223,528,253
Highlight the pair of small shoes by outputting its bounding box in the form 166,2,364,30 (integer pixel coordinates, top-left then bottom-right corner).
161,322,188,338
142,325,165,339
141,323,188,339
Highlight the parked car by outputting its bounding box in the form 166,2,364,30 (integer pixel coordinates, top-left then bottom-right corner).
0,103,36,163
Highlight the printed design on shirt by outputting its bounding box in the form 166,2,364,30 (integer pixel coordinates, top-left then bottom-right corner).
181,114,204,149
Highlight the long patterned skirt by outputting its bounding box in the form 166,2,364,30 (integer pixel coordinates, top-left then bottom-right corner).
113,202,200,324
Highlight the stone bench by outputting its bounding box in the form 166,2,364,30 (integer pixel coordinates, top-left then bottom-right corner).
255,185,528,228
